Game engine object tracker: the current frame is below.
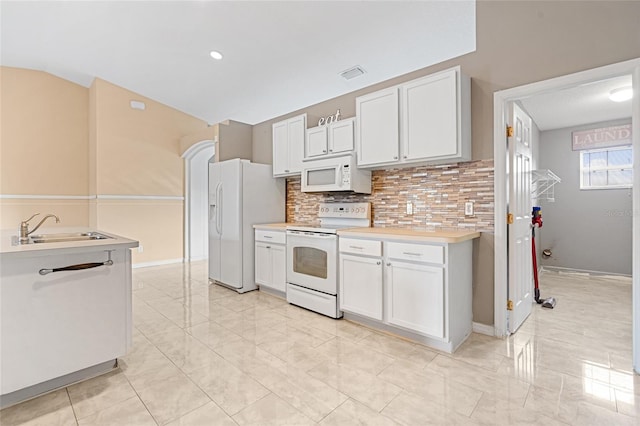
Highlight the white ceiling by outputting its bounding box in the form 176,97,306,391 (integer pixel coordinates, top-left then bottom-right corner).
0,1,476,125
520,74,633,131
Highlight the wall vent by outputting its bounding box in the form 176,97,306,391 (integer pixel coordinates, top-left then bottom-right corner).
339,66,366,81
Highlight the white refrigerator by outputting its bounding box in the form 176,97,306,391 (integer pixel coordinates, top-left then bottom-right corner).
209,158,285,293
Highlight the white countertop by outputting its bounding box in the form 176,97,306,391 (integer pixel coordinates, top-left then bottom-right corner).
337,227,481,244
1,227,139,257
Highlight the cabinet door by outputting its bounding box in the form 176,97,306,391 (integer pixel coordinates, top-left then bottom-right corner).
386,261,444,338
329,118,354,154
255,242,271,286
1,249,129,394
356,87,399,166
306,126,328,158
272,121,290,176
340,254,383,320
270,244,286,293
401,70,458,161
287,114,306,174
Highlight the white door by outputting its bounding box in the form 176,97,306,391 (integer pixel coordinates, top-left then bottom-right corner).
386,260,444,338
270,244,286,293
272,121,289,175
208,163,221,281
189,147,213,261
306,126,328,158
340,254,383,320
255,242,271,287
288,115,306,174
401,70,458,161
329,118,354,154
507,103,534,333
219,160,242,288
356,87,399,166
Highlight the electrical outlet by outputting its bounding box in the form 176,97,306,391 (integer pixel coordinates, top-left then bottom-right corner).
465,202,474,216
406,201,413,215
138,245,144,253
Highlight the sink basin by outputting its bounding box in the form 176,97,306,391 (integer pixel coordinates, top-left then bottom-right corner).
29,232,111,244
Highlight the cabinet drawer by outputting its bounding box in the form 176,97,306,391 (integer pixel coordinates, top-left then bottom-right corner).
339,238,381,256
386,242,443,264
255,230,285,244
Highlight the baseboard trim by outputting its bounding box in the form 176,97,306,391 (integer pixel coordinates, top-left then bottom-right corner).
133,258,184,269
541,265,631,278
472,322,495,336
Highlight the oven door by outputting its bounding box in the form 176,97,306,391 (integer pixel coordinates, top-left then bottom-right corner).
286,231,337,295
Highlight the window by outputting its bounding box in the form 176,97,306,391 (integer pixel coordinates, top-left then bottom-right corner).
580,146,633,189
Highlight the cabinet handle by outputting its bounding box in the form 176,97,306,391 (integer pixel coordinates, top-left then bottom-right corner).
386,262,391,266
285,169,290,173
403,155,408,159
349,245,364,250
323,150,327,153
402,252,423,257
393,156,398,160
376,261,381,265
39,251,114,275
266,246,271,249
264,236,273,239
329,149,333,152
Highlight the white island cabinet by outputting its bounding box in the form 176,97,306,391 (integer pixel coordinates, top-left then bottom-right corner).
337,228,479,353
0,229,138,409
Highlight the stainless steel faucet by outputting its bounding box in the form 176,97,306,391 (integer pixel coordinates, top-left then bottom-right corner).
19,213,60,243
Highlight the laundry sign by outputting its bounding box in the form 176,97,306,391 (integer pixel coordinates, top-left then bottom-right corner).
572,124,632,151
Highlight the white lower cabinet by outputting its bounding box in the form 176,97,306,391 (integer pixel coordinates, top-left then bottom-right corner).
255,230,286,293
339,254,383,320
386,260,444,338
338,235,473,353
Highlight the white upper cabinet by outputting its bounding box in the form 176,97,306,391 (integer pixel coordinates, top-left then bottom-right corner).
304,117,355,160
356,66,470,169
356,87,400,167
272,113,306,177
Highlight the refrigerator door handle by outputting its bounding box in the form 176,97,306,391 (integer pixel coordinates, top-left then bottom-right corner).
216,183,223,234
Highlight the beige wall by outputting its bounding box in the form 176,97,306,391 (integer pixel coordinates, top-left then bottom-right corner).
251,1,640,325
217,120,253,162
90,78,209,264
1,68,209,265
0,66,89,229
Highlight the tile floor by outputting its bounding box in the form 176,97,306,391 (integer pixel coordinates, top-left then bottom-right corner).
1,262,638,425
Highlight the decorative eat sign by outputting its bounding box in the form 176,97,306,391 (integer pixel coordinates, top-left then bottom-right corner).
318,109,341,126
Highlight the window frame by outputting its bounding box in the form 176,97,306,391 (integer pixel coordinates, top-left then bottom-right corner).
579,145,633,190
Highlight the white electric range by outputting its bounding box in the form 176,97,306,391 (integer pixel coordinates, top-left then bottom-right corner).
285,202,371,318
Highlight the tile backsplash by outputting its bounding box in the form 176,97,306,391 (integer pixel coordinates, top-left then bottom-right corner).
286,159,494,232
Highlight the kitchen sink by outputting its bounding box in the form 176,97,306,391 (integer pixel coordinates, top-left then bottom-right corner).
29,232,111,244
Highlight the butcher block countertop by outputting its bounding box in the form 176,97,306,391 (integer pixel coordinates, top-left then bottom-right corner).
337,228,480,244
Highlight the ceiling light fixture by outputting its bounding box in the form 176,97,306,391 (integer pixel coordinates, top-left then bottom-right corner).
609,87,633,102
209,50,223,60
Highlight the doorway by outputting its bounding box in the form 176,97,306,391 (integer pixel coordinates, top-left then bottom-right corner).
182,140,215,262
493,58,640,372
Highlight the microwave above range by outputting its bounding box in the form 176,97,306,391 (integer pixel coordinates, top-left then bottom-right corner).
301,154,372,194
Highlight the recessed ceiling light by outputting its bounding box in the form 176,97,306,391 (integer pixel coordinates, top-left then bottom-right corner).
209,50,223,60
609,87,633,102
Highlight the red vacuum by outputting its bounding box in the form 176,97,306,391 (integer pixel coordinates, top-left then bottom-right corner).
532,207,556,308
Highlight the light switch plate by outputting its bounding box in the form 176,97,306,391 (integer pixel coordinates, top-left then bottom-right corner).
465,202,474,216
406,202,413,215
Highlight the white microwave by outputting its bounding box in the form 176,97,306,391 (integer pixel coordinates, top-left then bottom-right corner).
301,154,371,194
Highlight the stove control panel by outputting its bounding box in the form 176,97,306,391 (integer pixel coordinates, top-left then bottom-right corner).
318,202,370,219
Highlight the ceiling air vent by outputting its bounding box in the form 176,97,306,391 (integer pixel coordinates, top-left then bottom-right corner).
340,66,366,81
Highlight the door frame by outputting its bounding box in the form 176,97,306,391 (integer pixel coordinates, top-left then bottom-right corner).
181,138,215,262
493,58,640,372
